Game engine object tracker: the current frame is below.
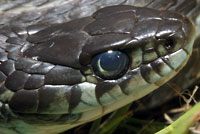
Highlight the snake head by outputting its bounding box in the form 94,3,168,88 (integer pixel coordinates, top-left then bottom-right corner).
78,5,196,113
4,5,195,127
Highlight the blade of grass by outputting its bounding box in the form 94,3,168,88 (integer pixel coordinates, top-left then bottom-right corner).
156,102,200,134
89,118,102,134
93,103,132,134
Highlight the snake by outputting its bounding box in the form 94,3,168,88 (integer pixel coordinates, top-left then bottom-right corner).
0,0,199,134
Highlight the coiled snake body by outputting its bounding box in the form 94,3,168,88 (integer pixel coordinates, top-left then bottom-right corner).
0,0,199,134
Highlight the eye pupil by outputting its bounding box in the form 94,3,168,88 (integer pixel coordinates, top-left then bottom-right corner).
91,50,129,80
100,53,121,71
164,38,175,50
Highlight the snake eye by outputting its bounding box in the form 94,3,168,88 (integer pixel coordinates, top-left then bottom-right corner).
91,50,129,80
164,38,176,50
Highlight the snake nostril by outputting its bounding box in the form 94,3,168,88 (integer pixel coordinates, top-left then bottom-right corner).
164,38,176,50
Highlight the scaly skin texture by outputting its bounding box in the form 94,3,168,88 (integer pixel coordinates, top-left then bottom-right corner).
0,0,199,134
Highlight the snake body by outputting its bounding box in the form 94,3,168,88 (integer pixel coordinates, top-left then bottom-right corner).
0,0,199,134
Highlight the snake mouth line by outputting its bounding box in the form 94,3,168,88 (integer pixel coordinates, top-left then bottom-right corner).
113,46,189,90
140,48,188,83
